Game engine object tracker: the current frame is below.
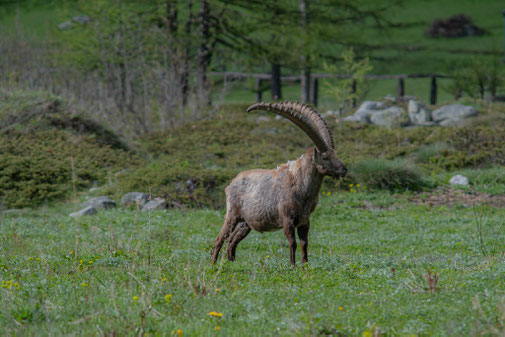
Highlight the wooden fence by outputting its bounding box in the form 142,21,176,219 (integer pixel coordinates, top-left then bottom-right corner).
210,71,452,106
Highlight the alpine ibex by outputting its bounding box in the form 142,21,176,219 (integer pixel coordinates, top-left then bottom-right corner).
211,101,347,266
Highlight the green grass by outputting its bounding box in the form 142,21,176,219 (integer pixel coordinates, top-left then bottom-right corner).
1,190,505,335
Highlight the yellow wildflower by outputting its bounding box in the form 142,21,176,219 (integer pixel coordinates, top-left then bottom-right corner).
208,311,223,318
177,329,183,336
161,278,167,283
81,282,88,287
349,184,354,187
363,331,372,337
28,257,33,261
267,255,270,258
36,257,41,261
215,288,220,293
88,261,94,264
215,326,221,331
164,294,172,303
132,296,140,302
338,307,343,311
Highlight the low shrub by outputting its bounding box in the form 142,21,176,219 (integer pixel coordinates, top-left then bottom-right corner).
349,159,428,191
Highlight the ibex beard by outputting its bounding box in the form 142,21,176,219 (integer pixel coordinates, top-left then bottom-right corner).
211,102,347,266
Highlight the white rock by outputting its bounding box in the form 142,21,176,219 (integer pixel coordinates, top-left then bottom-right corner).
432,104,478,122
70,206,97,218
449,175,469,186
80,196,116,210
369,106,410,128
142,198,167,211
345,101,386,123
408,100,431,124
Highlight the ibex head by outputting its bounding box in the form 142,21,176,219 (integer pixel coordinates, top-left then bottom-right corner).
247,101,347,179
314,148,347,178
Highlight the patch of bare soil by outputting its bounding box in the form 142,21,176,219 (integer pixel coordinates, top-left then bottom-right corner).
409,187,505,208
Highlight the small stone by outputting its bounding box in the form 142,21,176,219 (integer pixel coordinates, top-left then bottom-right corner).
449,175,469,186
72,15,90,24
81,196,116,210
57,21,73,30
142,198,167,211
121,192,150,207
70,206,97,218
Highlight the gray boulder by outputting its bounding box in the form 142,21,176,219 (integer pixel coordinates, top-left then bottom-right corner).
72,15,90,24
369,106,410,128
70,206,97,218
432,104,478,122
344,101,386,123
408,100,431,124
449,174,469,186
121,192,150,207
81,196,116,210
142,198,167,212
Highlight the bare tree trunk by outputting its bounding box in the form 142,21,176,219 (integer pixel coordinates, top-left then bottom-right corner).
181,0,193,107
197,0,212,108
298,0,310,103
271,62,282,100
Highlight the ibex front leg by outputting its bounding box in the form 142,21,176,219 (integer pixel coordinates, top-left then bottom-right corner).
282,218,297,266
297,221,310,263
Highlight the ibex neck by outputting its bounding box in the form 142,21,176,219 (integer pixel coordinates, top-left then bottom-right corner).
290,147,324,200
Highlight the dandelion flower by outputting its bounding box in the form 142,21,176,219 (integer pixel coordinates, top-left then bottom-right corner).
28,257,33,261
164,294,172,303
177,329,183,336
132,296,140,302
267,255,270,258
36,257,40,261
208,311,223,318
215,326,221,331
338,307,343,311
161,278,167,283
215,288,220,293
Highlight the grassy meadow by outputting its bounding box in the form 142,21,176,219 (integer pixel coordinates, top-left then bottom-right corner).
2,187,505,336
2,0,505,336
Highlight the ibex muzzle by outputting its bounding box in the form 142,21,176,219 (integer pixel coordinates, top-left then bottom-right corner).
211,102,346,266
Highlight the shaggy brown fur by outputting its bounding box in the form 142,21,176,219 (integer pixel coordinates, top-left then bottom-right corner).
211,102,347,266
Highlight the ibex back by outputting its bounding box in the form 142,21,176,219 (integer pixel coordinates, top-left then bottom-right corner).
211,102,347,266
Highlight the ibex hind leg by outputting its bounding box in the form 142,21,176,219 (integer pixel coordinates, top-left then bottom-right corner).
227,222,251,261
211,213,241,264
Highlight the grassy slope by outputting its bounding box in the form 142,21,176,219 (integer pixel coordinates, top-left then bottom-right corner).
1,192,505,335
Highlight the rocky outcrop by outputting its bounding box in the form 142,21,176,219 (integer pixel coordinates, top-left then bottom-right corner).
343,100,477,128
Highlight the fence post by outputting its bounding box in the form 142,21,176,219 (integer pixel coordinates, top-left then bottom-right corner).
255,78,263,102
430,76,437,105
311,77,319,106
397,78,405,98
350,79,357,108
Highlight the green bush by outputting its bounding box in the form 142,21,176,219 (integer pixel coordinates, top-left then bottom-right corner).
0,130,140,208
349,159,428,191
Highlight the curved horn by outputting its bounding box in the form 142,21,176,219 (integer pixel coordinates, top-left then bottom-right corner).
247,101,330,152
